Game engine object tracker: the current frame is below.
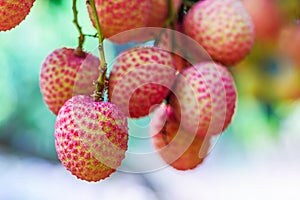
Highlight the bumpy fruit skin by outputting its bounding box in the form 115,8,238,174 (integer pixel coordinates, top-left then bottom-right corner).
150,105,210,170
242,0,283,42
108,46,177,118
39,48,99,115
0,0,35,31
170,62,237,137
55,95,128,182
183,0,255,66
87,0,151,43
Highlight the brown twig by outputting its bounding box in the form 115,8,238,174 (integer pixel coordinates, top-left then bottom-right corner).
87,0,109,102
72,0,85,57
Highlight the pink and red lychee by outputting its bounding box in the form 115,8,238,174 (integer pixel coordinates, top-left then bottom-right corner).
55,95,128,182
108,46,177,118
0,0,35,31
150,104,210,170
170,62,237,137
39,48,99,115
183,0,255,65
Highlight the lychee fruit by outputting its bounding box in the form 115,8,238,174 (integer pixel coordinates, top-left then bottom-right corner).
183,0,255,66
55,95,128,182
170,62,237,138
242,0,283,43
150,104,210,170
108,46,177,118
87,0,151,44
0,0,35,31
39,48,100,115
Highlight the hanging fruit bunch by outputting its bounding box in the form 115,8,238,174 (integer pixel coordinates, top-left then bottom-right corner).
1,0,256,182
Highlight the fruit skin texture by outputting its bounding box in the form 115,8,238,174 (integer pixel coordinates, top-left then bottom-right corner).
55,95,128,182
108,46,177,118
150,104,210,170
0,0,35,31
242,0,283,42
87,0,151,43
39,48,99,115
183,0,255,66
170,62,237,138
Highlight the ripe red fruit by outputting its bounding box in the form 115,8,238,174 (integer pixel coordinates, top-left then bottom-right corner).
0,0,35,31
108,46,177,118
170,62,237,137
242,0,283,42
55,95,128,182
87,0,151,43
39,48,99,115
150,104,210,170
183,0,255,65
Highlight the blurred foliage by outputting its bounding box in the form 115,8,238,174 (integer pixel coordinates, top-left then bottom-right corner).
49,0,63,6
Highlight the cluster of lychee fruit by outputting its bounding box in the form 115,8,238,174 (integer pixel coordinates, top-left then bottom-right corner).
39,0,255,182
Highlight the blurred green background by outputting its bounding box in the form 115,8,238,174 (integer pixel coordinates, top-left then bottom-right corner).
0,0,300,200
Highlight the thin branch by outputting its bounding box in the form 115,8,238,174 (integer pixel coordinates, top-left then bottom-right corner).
154,0,177,46
72,0,85,57
87,0,108,102
84,33,98,38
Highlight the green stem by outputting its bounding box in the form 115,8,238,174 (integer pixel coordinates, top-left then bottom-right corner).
297,0,300,22
72,0,85,57
154,0,177,46
88,0,108,102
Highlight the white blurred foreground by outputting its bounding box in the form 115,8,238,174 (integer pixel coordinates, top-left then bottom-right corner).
1,103,300,200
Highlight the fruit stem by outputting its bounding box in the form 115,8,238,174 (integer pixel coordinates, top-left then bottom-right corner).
161,103,170,145
88,0,108,102
297,0,300,23
154,0,177,46
165,0,176,28
182,0,195,9
72,0,85,57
